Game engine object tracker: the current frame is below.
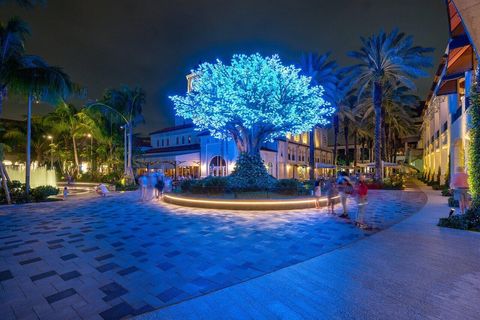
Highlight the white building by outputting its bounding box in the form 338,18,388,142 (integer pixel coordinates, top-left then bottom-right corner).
422,0,478,184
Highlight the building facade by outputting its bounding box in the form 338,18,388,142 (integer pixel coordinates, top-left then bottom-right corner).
422,0,479,184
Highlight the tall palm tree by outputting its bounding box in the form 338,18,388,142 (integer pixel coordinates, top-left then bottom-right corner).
9,55,75,196
0,17,30,115
347,29,433,181
101,86,145,181
299,52,338,180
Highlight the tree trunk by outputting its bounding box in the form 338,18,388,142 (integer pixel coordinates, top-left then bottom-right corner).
25,91,32,198
333,115,339,168
309,128,315,180
344,119,350,167
72,135,79,176
127,123,135,183
123,126,127,176
373,81,383,181
0,163,11,204
353,130,358,168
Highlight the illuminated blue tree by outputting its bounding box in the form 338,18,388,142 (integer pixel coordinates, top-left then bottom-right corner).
170,53,334,158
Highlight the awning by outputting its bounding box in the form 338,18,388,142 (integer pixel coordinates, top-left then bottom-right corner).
316,163,336,169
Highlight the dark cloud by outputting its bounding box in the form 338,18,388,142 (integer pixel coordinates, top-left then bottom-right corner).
1,0,448,134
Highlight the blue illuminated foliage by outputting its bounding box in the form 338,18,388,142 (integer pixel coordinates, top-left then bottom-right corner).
169,53,335,155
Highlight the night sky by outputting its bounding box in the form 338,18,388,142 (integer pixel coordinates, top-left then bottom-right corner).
1,0,448,134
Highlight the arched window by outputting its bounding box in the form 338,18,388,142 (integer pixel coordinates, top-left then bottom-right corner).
209,156,227,176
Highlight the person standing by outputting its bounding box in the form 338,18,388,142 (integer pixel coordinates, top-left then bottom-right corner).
314,183,322,209
451,166,470,215
63,186,69,200
139,174,149,201
355,175,368,228
155,175,165,200
325,177,338,214
336,172,352,218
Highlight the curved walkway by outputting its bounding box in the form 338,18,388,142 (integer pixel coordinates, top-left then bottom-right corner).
138,183,480,320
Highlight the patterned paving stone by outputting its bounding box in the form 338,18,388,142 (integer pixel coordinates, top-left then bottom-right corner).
60,253,78,261
60,270,81,281
99,302,134,320
45,288,77,304
0,269,14,282
31,270,57,281
0,183,427,319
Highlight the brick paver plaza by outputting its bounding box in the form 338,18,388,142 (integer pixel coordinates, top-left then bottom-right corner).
0,182,453,320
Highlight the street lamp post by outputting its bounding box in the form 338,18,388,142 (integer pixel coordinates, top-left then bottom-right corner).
45,135,53,169
86,133,93,172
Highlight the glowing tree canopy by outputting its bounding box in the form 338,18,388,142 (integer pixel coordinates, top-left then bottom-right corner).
170,53,335,156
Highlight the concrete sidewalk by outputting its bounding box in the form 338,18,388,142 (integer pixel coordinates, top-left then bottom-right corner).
138,183,480,320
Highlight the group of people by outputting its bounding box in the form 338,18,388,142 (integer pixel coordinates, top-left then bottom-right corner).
138,172,171,201
313,172,369,229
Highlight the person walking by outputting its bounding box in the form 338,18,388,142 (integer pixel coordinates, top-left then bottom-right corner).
355,175,369,229
314,183,322,209
139,174,149,201
155,175,165,200
63,186,69,200
325,177,338,215
451,166,470,215
336,172,352,218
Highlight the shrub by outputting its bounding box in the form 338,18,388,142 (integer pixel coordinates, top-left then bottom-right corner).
114,183,138,191
31,186,59,202
431,184,441,190
438,204,480,231
274,179,302,195
228,153,276,191
202,176,228,194
1,182,59,204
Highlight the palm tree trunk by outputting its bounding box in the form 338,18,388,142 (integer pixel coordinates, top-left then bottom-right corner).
72,135,79,176
344,120,349,167
127,123,134,182
309,128,315,180
373,81,383,181
333,115,339,168
25,91,33,198
353,130,358,168
0,163,11,204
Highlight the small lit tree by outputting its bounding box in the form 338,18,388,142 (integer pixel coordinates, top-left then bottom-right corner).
170,54,334,158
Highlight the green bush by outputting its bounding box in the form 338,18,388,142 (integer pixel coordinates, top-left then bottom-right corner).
0,181,59,204
438,204,480,231
228,153,276,191
274,179,302,195
114,183,138,191
31,186,59,202
203,176,229,194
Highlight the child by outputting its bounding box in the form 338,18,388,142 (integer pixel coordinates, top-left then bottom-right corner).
63,186,69,200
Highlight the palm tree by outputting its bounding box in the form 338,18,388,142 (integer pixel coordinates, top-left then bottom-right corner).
299,52,338,180
9,55,75,197
101,86,146,181
0,17,30,115
354,82,418,163
347,29,433,181
44,103,94,176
